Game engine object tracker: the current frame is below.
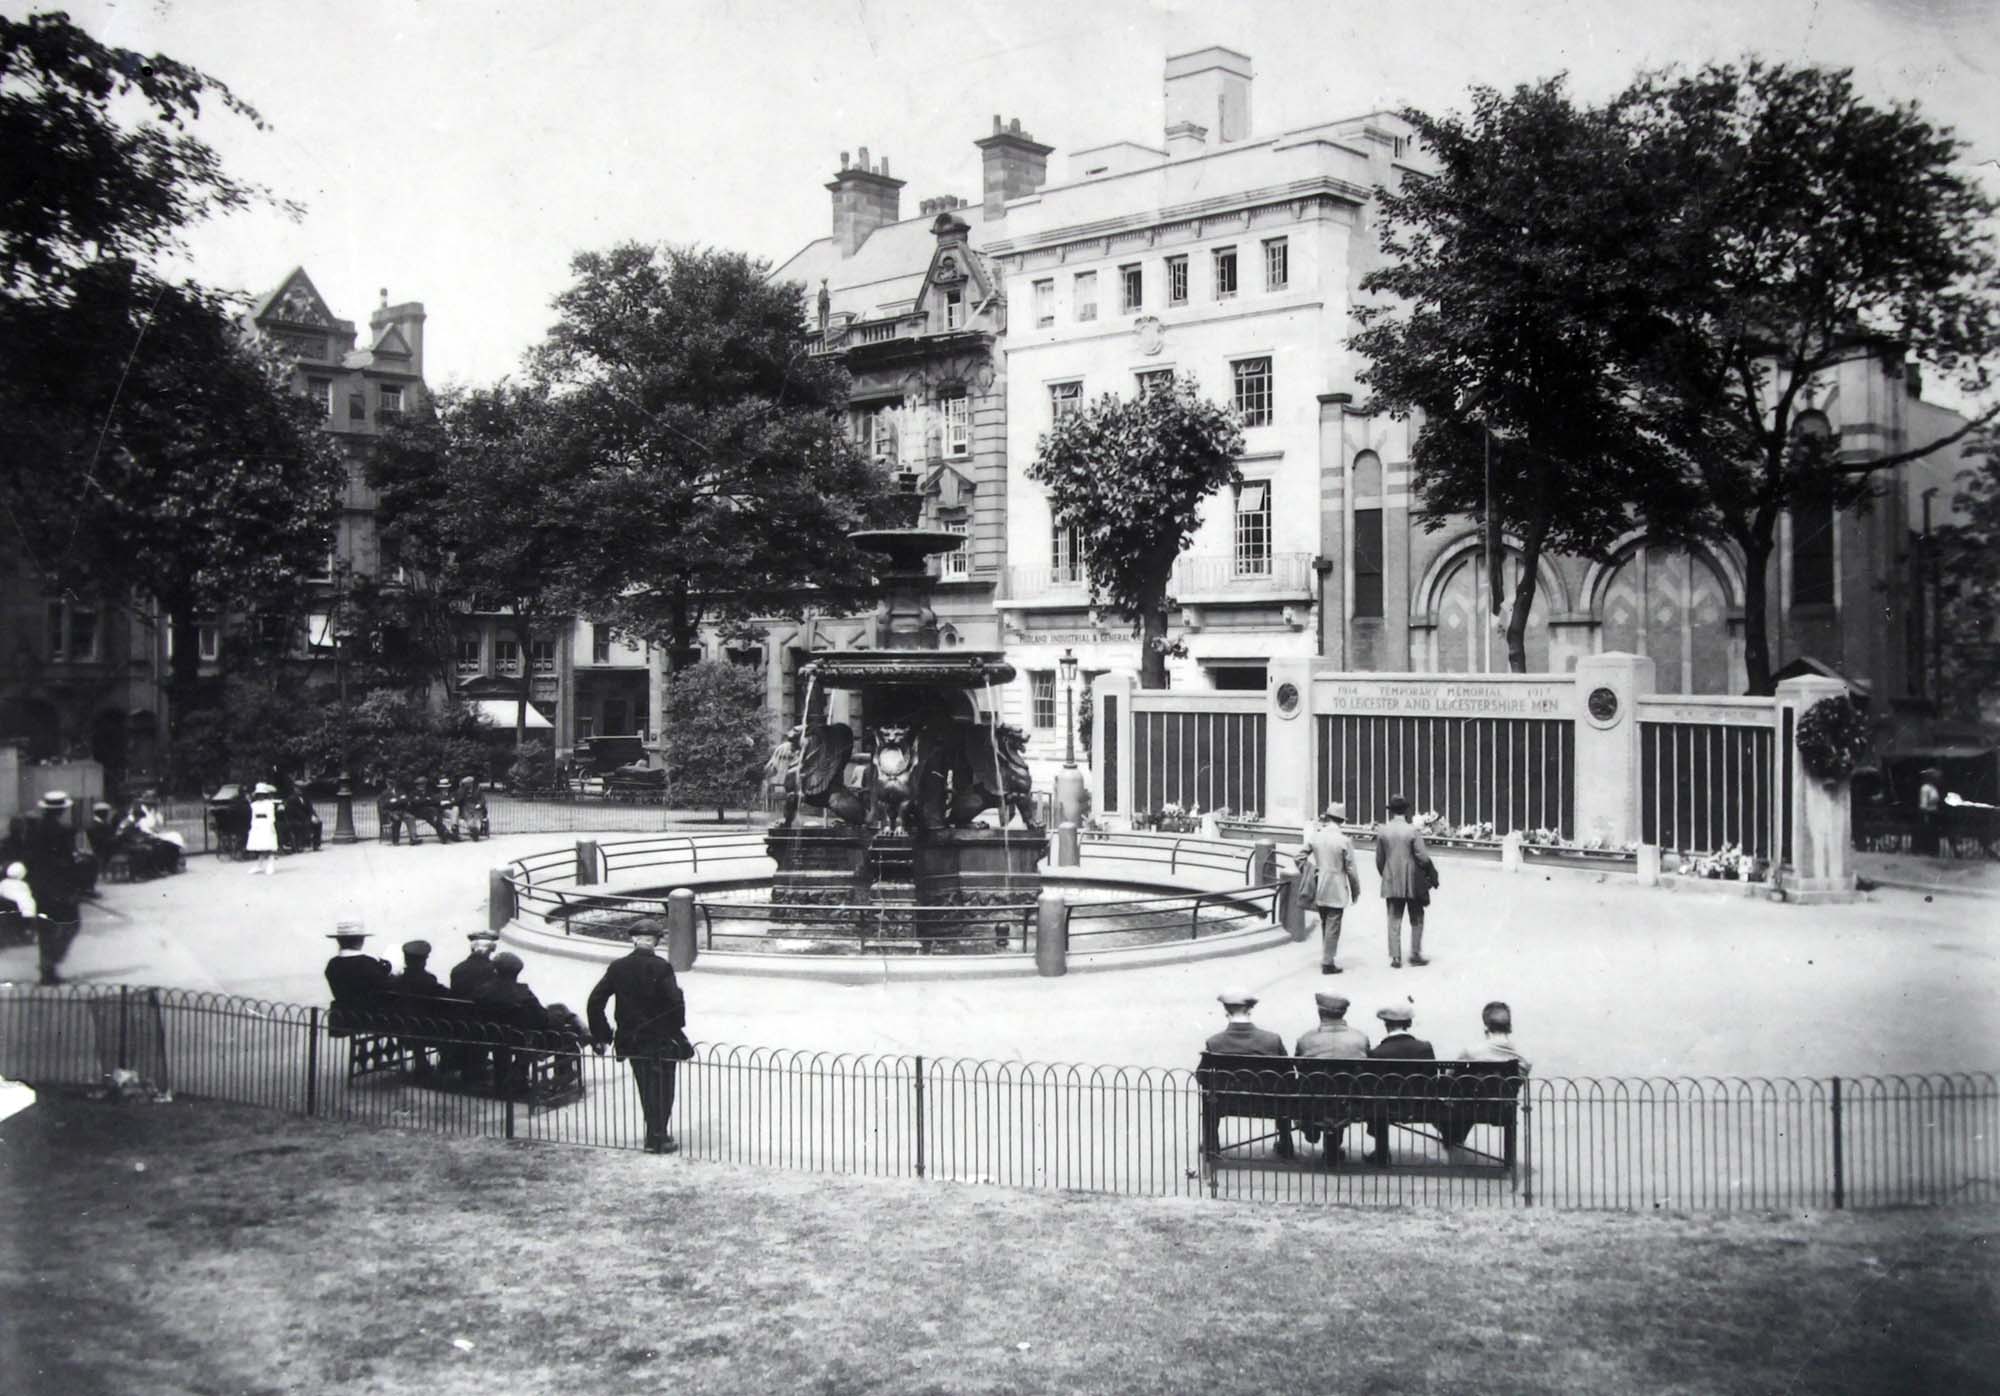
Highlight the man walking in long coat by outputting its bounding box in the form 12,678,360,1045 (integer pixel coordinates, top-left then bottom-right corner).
588,924,689,1154
1303,802,1362,974
1374,795,1432,968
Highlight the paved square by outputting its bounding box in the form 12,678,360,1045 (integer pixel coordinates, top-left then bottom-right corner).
8,834,1995,1079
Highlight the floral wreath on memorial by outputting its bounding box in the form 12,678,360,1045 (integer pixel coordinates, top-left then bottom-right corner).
1794,694,1872,782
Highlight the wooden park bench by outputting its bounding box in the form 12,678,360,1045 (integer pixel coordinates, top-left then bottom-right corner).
331,991,586,1110
1196,1053,1525,1171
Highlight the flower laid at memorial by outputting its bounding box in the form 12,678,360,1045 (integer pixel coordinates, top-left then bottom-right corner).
1688,844,1766,882
1794,695,1873,782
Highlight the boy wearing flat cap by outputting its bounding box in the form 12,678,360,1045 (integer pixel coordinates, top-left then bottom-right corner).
392,940,445,999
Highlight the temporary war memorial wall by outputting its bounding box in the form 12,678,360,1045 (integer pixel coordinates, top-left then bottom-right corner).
1089,653,1858,899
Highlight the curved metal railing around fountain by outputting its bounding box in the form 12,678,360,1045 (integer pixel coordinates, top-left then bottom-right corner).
498,829,1299,957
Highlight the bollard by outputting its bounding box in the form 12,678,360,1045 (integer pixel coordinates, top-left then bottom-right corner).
1250,838,1277,884
1500,831,1524,874
575,840,600,886
1281,863,1311,942
487,868,515,933
666,888,698,971
1034,888,1069,977
1055,821,1080,868
1636,843,1661,887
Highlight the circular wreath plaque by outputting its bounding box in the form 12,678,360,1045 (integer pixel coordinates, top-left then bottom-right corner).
1274,681,1302,719
1586,686,1620,726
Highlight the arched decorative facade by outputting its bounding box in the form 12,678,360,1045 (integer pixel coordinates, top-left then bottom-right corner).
1583,534,1744,695
1411,532,1570,674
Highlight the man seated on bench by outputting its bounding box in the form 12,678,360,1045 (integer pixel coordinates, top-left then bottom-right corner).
1293,992,1371,1161
1202,987,1296,1159
386,939,447,1075
324,925,394,1035
477,951,547,1094
1436,1001,1531,1164
1364,1000,1435,1166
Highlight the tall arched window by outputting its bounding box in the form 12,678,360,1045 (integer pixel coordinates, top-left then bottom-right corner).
1352,451,1384,619
1433,547,1551,673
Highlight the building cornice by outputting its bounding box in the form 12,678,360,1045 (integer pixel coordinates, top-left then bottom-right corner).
983,178,1371,265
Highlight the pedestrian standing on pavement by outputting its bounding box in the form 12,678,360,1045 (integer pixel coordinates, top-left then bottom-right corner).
587,924,691,1154
22,793,82,984
245,782,281,876
1303,802,1362,974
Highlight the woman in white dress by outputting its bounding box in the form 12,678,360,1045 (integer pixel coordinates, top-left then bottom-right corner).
245,782,281,876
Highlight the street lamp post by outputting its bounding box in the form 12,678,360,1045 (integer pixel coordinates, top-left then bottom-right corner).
331,615,357,844
1054,647,1085,828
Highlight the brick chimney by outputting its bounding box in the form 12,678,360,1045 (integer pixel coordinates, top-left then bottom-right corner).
1164,47,1252,144
368,289,426,379
974,115,1053,221
827,147,905,258
1165,120,1209,159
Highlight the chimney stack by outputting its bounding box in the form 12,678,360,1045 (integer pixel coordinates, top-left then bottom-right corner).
974,114,1053,221
369,292,426,379
1166,120,1209,159
827,147,906,257
1164,47,1252,144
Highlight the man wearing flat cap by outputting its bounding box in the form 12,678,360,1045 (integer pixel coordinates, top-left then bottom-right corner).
1295,992,1371,1161
1363,1000,1435,1166
1201,988,1295,1159
477,952,548,1095
392,940,445,998
1302,803,1362,974
449,930,501,999
588,925,690,1154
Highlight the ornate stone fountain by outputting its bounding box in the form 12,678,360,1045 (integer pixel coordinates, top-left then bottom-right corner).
766,497,1045,926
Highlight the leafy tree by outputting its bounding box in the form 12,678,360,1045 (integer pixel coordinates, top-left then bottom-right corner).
0,264,347,734
1028,373,1243,689
665,660,768,820
1614,60,2000,692
529,243,892,669
371,383,586,743
0,12,335,761
0,11,282,302
1353,78,1694,673
347,689,489,791
1932,434,2000,721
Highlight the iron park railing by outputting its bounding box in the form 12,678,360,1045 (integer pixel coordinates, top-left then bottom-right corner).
0,984,1991,1212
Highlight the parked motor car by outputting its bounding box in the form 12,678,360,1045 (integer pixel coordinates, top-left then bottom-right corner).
574,736,648,775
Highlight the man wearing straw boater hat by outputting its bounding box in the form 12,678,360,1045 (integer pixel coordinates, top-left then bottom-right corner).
588,923,690,1154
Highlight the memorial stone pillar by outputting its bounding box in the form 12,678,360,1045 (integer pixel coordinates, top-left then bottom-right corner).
1570,652,1654,847
1264,657,1315,830
1774,675,1858,903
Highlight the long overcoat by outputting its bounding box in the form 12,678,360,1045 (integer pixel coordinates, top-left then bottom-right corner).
1373,817,1430,901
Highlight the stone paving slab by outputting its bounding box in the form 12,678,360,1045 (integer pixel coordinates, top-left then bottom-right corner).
3,831,1994,1082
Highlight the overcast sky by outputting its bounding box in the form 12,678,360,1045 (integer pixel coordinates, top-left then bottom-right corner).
33,0,2000,395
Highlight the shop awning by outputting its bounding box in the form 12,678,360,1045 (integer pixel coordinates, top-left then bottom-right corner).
470,698,552,729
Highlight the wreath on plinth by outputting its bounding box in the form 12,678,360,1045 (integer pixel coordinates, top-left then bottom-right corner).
1795,694,1871,782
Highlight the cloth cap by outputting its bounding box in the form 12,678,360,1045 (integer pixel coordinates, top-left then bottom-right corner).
4,862,24,879
402,939,432,958
39,791,72,810
468,930,499,944
1377,1003,1414,1024
1314,993,1350,1015
628,925,663,941
1216,987,1257,1008
491,951,524,974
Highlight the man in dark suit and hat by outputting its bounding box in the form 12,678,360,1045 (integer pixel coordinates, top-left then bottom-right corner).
1201,987,1296,1159
1364,1000,1436,1165
588,924,689,1154
448,930,501,1080
1374,794,1433,967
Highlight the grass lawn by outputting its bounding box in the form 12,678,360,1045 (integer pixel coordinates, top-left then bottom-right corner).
1,1091,1994,1396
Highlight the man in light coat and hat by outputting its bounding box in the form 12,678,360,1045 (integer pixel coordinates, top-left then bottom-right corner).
1303,803,1362,974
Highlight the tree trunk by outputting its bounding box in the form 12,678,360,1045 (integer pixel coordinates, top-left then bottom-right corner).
515,621,531,749
1740,533,1776,696
1504,513,1550,674
165,605,203,741
1139,592,1168,690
